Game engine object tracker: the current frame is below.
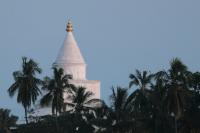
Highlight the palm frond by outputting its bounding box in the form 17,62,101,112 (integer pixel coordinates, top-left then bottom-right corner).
40,92,53,107
129,74,140,88
85,98,102,105
8,82,19,97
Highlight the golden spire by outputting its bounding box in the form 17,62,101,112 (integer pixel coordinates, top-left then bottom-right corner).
66,21,73,32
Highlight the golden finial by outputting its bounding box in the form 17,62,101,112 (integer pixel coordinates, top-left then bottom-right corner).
66,21,73,32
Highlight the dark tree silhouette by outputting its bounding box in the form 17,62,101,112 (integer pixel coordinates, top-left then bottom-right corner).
40,67,72,116
0,108,18,133
66,86,102,113
8,57,42,124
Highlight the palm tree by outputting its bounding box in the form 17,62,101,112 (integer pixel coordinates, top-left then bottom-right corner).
128,70,153,115
110,87,129,121
129,70,153,91
40,67,72,133
8,57,42,124
0,108,18,133
40,67,72,116
168,58,192,133
108,87,135,133
87,87,133,133
150,77,174,133
66,86,101,113
155,58,192,133
128,70,155,132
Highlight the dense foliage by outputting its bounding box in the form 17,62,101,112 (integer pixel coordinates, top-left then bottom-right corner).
0,109,18,133
1,57,200,133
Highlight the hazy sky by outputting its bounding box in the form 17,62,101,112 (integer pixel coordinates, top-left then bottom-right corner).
0,0,200,120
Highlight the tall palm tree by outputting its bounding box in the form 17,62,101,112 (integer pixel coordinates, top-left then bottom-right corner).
66,86,101,113
150,77,174,133
40,67,72,133
167,65,189,133
108,87,135,133
155,58,192,133
128,70,154,132
40,67,72,116
128,70,153,115
0,108,18,133
8,57,42,124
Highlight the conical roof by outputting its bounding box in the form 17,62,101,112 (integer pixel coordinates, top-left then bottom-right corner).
55,21,85,65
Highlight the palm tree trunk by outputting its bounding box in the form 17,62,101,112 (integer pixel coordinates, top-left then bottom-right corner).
25,106,28,124
55,111,59,133
155,118,158,133
55,101,59,133
174,117,177,133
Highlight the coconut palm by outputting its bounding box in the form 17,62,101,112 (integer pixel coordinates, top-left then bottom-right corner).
0,108,18,133
155,58,192,133
110,87,129,121
150,77,174,133
88,87,134,133
108,86,135,133
66,86,101,113
8,57,42,124
40,67,73,133
129,70,153,91
40,67,72,116
128,70,153,116
128,70,158,133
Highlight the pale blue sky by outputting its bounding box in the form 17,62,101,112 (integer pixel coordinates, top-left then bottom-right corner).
0,0,200,119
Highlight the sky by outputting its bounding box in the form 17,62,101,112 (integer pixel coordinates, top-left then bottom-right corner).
0,0,200,121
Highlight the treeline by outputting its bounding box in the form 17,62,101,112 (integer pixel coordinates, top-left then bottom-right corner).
1,57,200,133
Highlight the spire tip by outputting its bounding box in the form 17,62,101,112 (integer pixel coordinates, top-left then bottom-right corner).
66,20,73,32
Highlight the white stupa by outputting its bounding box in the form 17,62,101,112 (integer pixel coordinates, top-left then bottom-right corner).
54,21,100,100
